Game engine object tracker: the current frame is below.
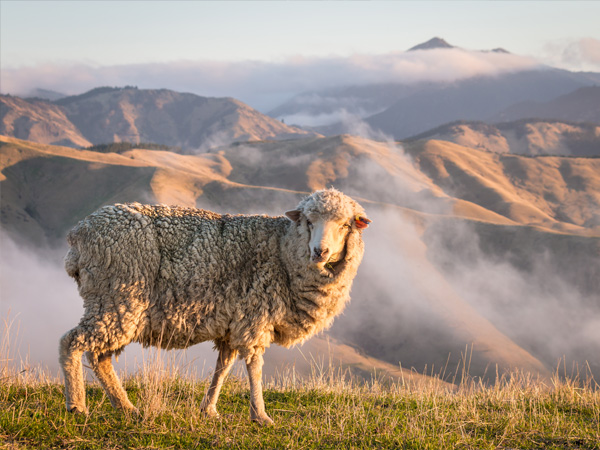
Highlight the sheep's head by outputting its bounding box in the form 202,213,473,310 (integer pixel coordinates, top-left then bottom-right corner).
285,188,371,272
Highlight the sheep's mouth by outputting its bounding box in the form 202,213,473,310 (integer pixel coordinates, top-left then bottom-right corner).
323,258,345,275
314,247,347,277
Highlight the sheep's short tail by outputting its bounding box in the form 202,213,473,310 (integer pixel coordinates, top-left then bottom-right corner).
64,246,80,283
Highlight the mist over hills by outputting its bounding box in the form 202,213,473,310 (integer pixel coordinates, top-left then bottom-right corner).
1,134,599,381
0,87,316,150
1,36,599,383
309,70,600,139
268,38,599,140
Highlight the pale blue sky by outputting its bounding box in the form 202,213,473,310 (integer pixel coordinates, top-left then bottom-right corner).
2,1,599,66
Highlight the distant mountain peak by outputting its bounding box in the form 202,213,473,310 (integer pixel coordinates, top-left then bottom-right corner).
408,37,454,51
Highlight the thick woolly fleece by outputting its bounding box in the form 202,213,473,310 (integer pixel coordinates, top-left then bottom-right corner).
60,188,368,415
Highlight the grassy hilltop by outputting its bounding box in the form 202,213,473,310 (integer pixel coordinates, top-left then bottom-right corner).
1,339,598,450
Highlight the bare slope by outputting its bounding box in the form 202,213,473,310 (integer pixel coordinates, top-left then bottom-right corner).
1,88,316,151
0,95,91,148
404,139,600,233
409,120,600,156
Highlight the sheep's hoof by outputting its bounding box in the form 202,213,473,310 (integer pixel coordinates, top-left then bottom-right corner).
125,406,141,418
67,405,89,415
251,414,274,426
201,405,220,419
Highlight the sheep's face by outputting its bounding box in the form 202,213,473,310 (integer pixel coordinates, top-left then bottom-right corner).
285,189,371,271
305,213,352,267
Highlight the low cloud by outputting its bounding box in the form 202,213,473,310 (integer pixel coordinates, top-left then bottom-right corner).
1,49,541,112
542,37,600,72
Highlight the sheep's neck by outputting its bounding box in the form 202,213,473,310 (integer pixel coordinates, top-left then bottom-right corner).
275,226,358,347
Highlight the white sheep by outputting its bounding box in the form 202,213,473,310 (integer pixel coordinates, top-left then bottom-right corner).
59,188,371,424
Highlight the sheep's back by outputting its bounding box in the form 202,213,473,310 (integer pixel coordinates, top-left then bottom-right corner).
135,205,291,350
66,202,294,351
65,204,162,300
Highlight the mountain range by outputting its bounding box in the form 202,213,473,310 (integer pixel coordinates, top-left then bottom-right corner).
308,72,600,139
268,38,600,140
0,87,316,150
490,85,600,123
2,84,598,160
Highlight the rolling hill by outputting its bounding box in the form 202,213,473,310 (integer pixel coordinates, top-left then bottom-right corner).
407,119,600,157
0,95,93,148
0,87,316,150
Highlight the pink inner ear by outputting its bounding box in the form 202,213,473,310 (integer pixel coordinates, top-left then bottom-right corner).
285,210,302,222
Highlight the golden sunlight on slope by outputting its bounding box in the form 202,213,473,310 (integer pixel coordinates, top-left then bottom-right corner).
434,124,510,154
503,122,594,155
0,136,236,243
0,96,92,148
123,149,233,206
407,140,600,234
414,120,600,156
219,135,452,217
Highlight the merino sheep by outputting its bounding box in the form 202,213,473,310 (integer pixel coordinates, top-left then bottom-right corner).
59,188,371,424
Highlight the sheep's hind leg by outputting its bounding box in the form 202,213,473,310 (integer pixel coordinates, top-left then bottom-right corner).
87,351,139,415
246,350,274,425
200,341,238,418
59,328,89,414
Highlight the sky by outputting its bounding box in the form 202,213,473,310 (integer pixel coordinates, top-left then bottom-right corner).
1,1,600,110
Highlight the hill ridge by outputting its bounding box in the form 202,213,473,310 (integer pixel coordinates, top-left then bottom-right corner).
0,87,317,150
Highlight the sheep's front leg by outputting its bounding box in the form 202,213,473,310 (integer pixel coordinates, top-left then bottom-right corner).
59,328,88,414
245,350,274,425
200,341,238,418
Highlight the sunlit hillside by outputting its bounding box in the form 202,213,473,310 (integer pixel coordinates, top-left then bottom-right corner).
1,134,599,382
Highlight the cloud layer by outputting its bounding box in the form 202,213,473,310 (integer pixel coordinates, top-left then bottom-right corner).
1,49,541,112
543,38,600,72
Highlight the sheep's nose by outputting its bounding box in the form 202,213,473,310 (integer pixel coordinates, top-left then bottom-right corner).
312,247,329,262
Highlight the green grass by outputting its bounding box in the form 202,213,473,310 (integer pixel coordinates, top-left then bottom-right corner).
1,361,599,449
1,317,599,449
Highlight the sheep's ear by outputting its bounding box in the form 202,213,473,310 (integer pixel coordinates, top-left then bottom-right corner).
285,209,302,223
355,215,371,229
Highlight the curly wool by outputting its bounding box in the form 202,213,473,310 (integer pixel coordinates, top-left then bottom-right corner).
63,188,367,363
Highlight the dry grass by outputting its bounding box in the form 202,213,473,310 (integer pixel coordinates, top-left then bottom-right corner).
1,317,598,449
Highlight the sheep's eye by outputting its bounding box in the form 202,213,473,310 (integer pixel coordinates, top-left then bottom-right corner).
306,219,313,228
